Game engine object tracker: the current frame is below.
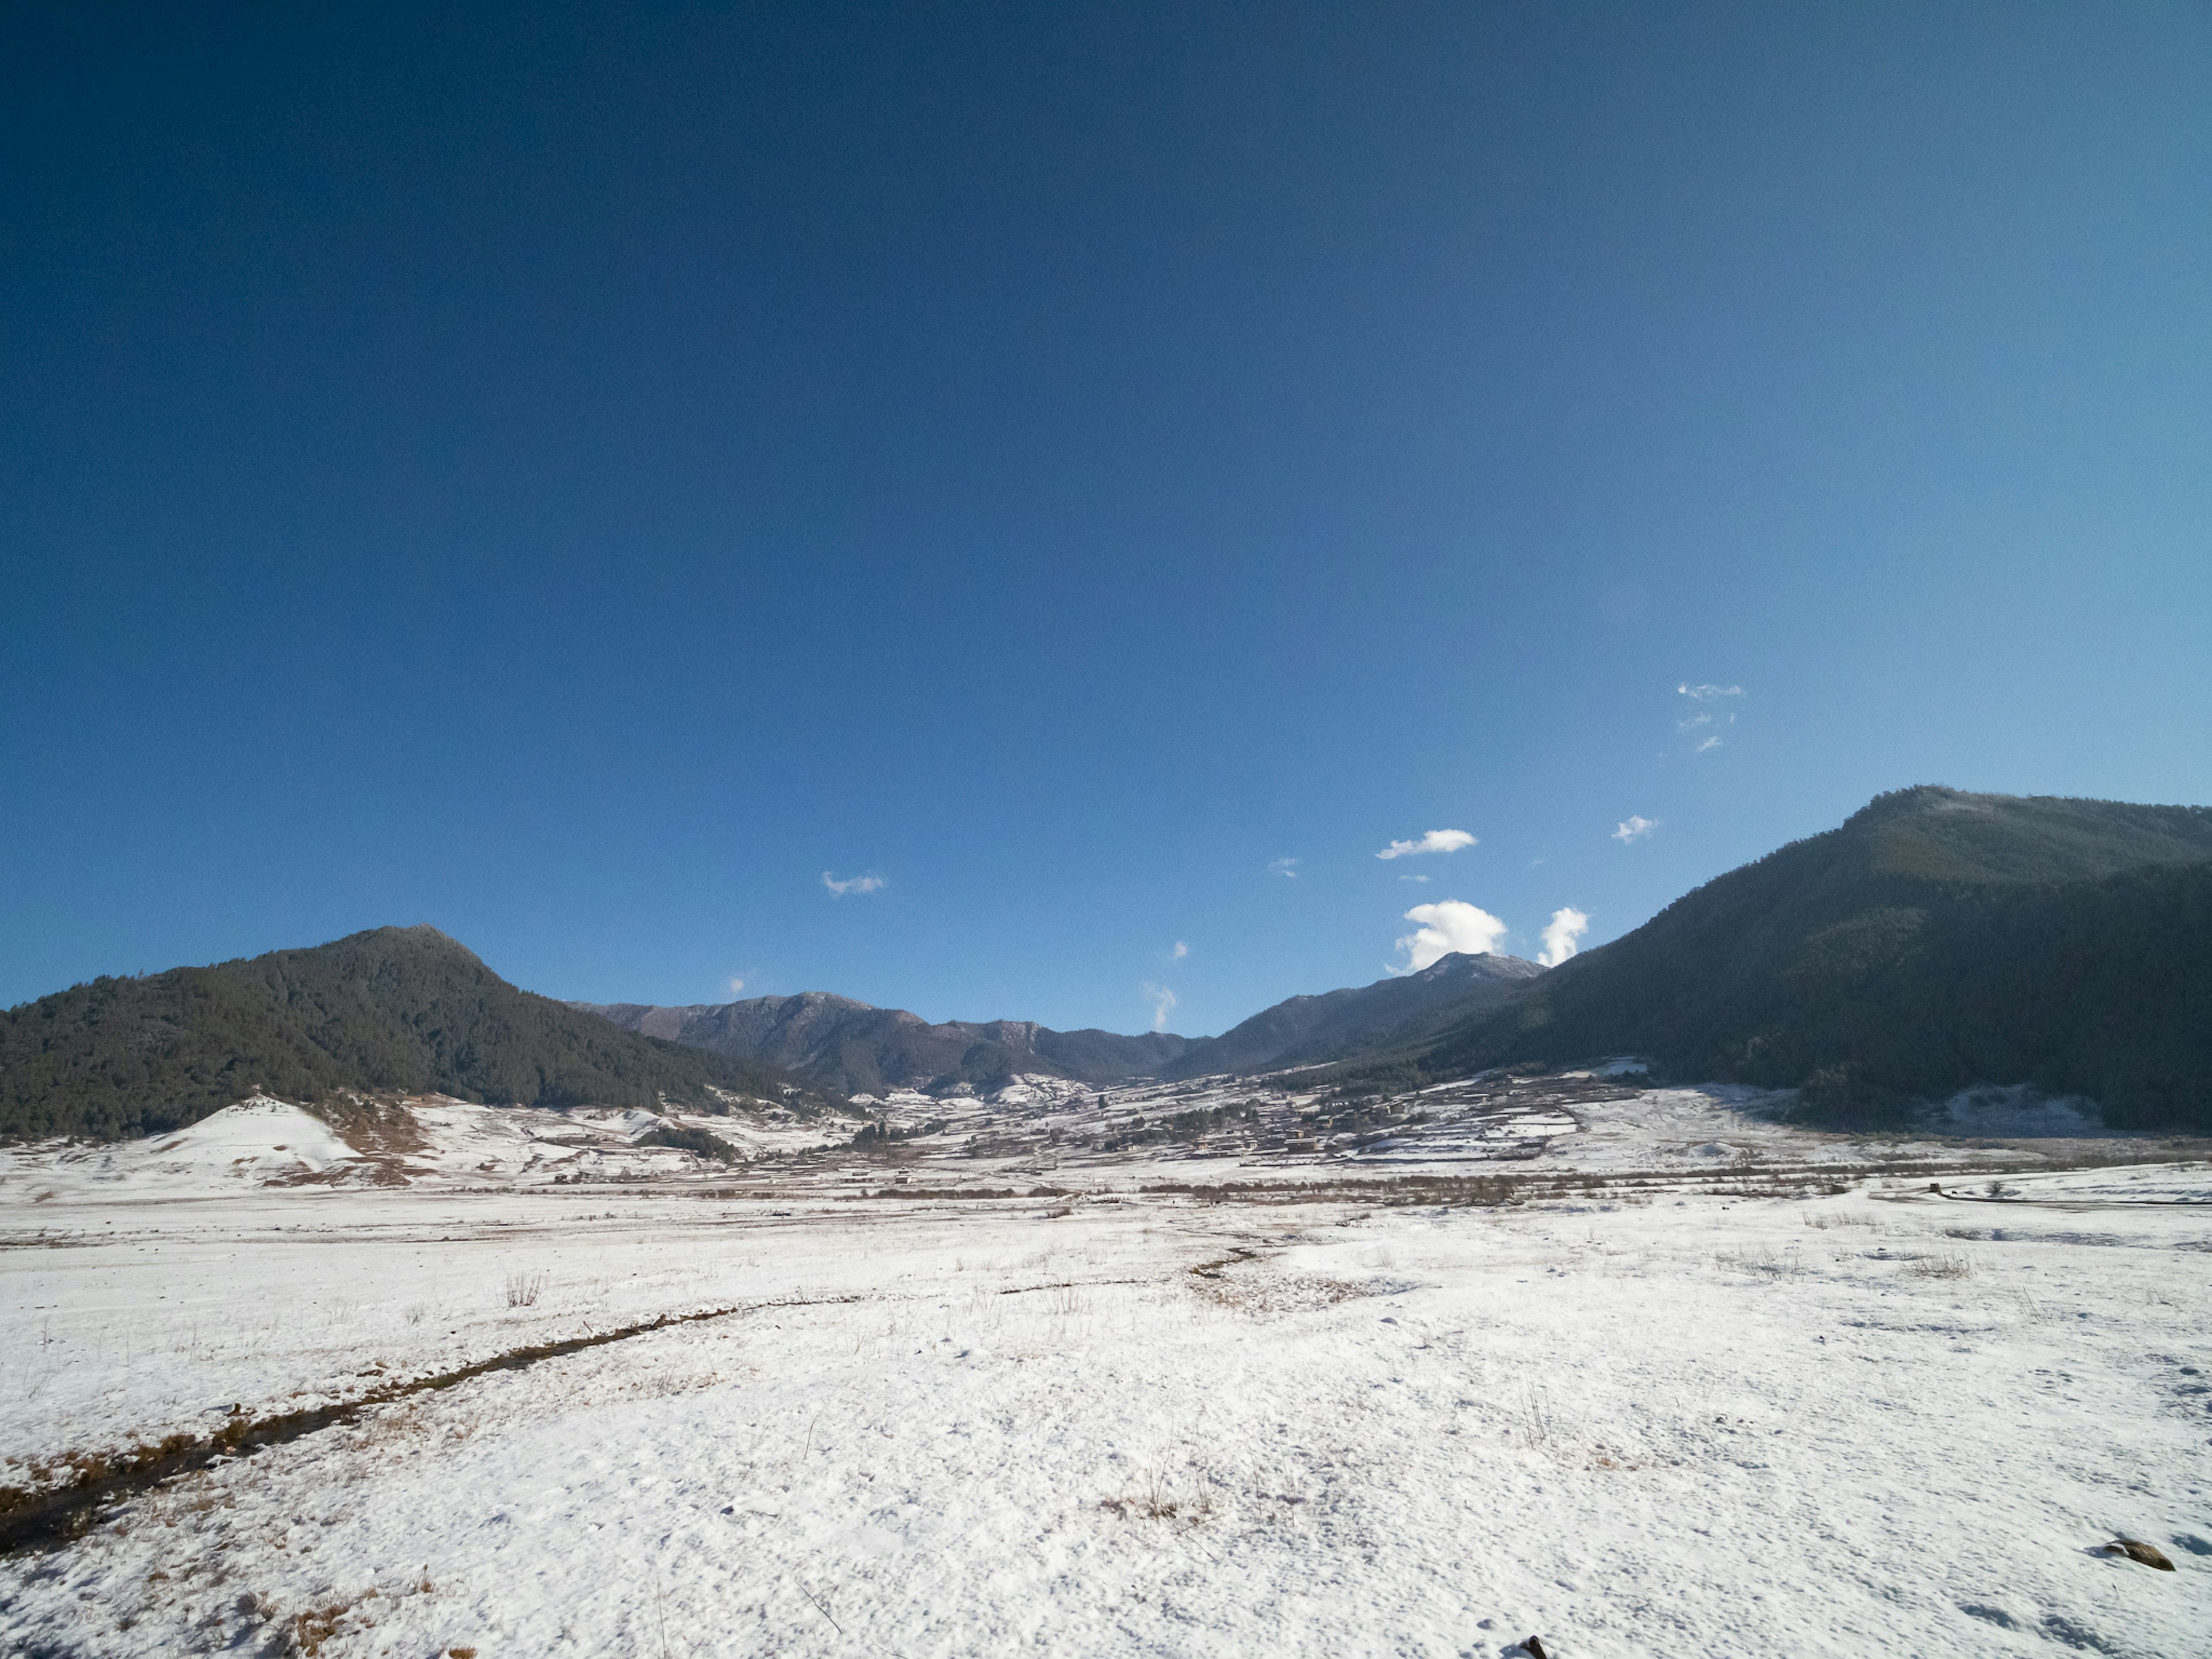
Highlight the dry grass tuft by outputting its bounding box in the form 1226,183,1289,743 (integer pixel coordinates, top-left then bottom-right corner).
1906,1250,1974,1280
282,1586,381,1656
1584,1448,1652,1471
1514,1382,1559,1450
1101,1465,1218,1525
1714,1244,1802,1279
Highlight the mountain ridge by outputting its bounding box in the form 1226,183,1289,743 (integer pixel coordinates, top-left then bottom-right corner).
575,992,1194,1097
579,950,1548,1095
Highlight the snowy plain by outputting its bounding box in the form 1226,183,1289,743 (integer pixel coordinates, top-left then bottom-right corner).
2,1082,2209,1657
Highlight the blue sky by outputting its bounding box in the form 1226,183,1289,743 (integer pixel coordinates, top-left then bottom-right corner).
5,2,2209,1032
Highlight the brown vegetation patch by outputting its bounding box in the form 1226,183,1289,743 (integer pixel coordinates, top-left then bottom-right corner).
286,1588,377,1656
2101,1537,2176,1570
319,1096,430,1157
1192,1271,1371,1316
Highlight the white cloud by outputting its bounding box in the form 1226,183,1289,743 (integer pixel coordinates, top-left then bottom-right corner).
1695,733,1723,753
821,870,886,897
1613,816,1657,844
1390,899,1510,974
1268,857,1299,878
1677,682,1744,702
728,977,746,996
1399,873,1430,883
1538,907,1589,968
1171,941,1189,960
1376,828,1476,861
1139,981,1178,1032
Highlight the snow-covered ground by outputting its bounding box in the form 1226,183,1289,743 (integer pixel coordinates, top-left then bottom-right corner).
3,1089,2209,1657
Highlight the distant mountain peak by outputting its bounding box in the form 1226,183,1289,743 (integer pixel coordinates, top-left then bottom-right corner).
317,923,483,963
1409,950,1547,984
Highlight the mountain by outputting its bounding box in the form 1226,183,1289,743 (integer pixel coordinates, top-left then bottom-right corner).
576,993,1192,1097
581,953,1546,1096
1,926,832,1142
1353,787,2212,1130
1158,951,1545,1079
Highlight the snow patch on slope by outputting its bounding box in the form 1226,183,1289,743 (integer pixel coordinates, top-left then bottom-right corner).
7,1099,361,1194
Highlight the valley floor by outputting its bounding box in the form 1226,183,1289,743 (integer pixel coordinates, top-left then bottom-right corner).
3,1149,2210,1657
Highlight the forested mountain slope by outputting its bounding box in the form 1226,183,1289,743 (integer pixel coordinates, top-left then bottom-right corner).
2,926,826,1142
1387,787,2212,1129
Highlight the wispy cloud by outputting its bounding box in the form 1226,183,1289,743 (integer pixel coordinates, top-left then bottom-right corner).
1538,907,1589,968
1139,981,1178,1032
1399,873,1430,883
1613,816,1656,844
728,976,747,995
1268,857,1299,878
1676,683,1742,755
1390,899,1509,974
1171,941,1189,961
821,870,886,897
1376,828,1476,861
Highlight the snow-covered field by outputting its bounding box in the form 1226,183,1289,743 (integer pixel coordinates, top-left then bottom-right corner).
3,1089,2209,1656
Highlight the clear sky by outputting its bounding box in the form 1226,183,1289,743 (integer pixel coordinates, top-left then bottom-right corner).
5,2,2209,1032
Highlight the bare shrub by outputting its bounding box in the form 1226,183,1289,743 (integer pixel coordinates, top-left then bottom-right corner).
502,1270,547,1309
